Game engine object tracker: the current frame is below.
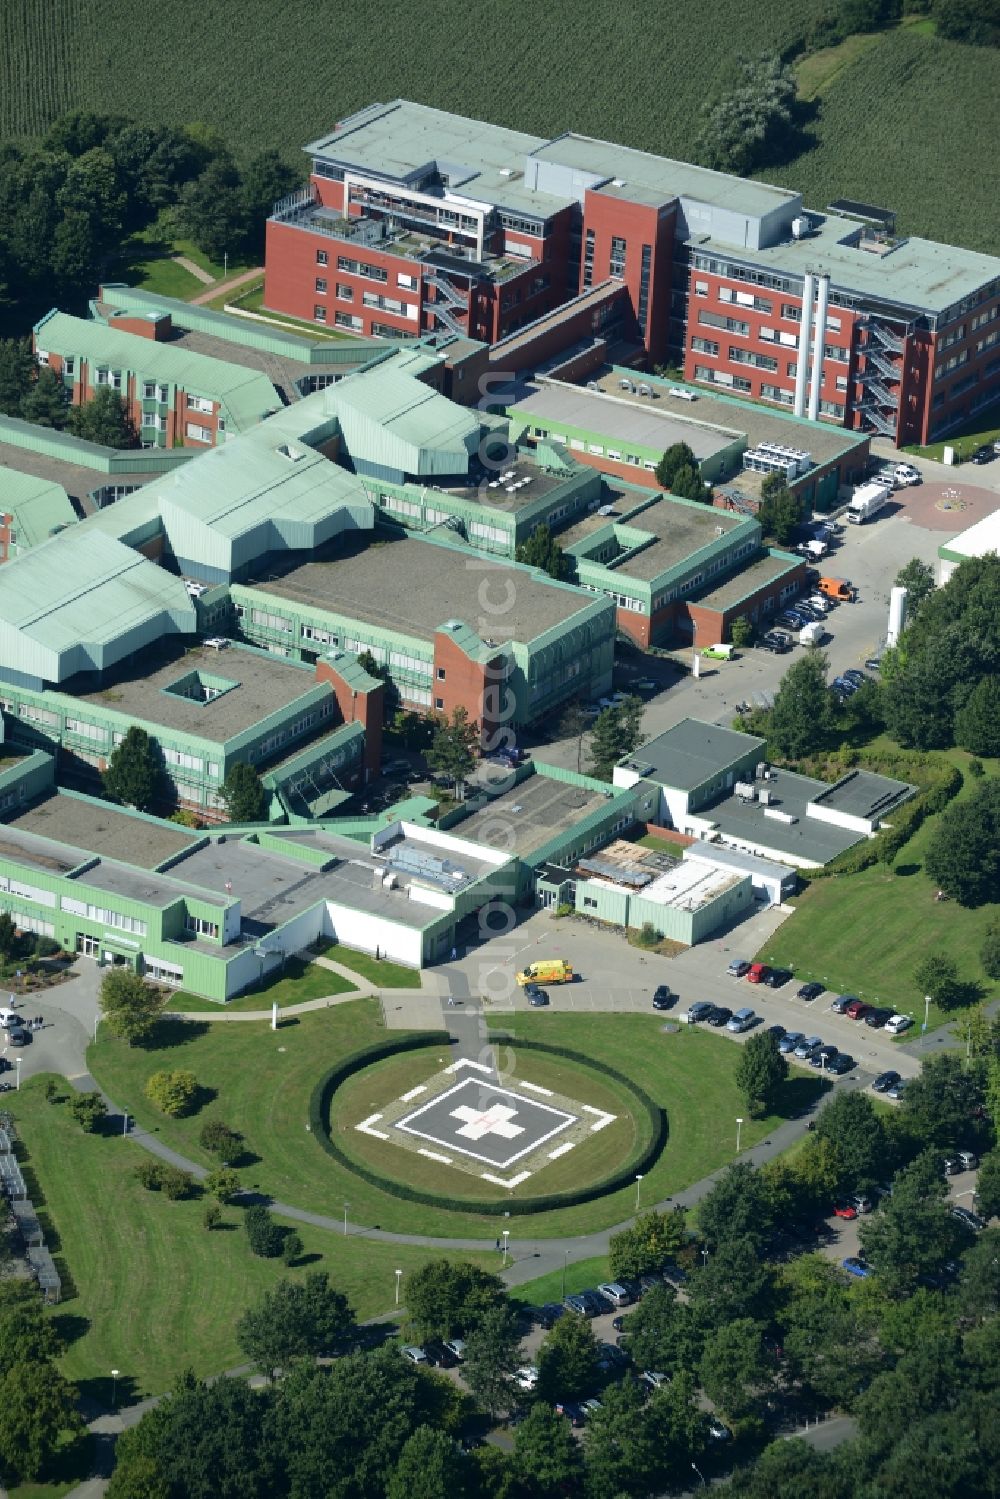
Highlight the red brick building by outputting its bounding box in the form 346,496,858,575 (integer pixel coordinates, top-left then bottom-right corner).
264,102,1000,447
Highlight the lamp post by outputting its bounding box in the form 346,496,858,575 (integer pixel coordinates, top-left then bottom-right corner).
736,1116,744,1153
123,1112,128,1136
14,1057,20,1092
635,1173,643,1211
502,1229,510,1268
395,1269,402,1307
343,1202,349,1237
111,1368,120,1410
562,1248,569,1301
701,1246,709,1269
922,993,931,1046
691,1461,706,1487
94,1012,100,1044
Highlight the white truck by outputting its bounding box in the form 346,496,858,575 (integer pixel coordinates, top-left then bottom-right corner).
848,480,891,524
799,620,825,646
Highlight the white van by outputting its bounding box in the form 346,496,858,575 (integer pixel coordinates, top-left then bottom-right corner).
0,1007,21,1029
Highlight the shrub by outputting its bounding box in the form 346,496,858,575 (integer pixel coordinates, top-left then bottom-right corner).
968,757,985,778
145,1069,198,1117
160,1165,195,1200
204,1167,241,1203
68,1092,107,1133
135,1160,164,1191
244,1204,283,1258
281,1230,304,1265
34,936,62,958
203,1203,222,1231
633,922,661,948
553,903,573,918
199,1119,243,1160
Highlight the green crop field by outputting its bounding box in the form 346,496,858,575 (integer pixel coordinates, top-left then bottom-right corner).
2,2,997,253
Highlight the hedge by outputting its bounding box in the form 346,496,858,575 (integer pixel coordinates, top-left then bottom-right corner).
309,1035,668,1218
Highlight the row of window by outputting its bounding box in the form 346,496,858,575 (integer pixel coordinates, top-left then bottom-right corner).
61,895,147,935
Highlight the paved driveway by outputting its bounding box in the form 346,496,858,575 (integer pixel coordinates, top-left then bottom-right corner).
0,960,101,1092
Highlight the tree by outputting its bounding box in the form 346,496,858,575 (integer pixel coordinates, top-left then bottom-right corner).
204,1167,241,1203
780,1256,882,1407
0,1359,84,1483
68,386,140,448
730,615,753,648
768,651,832,758
900,1053,983,1149
583,1375,660,1498
981,924,1000,980
0,912,17,961
20,367,69,429
281,1230,303,1265
427,707,479,795
0,338,36,416
203,1203,222,1231
404,1260,506,1342
926,778,1000,905
913,952,962,1010
619,1284,704,1379
515,523,570,580
236,1272,355,1378
955,676,1000,757
655,441,698,489
558,700,592,777
461,1303,522,1420
699,1317,772,1418
858,1149,966,1294
814,1090,890,1194
933,0,1000,46
669,463,710,503
219,762,265,823
698,1163,776,1250
99,967,163,1046
103,725,161,811
536,1309,601,1402
696,55,801,176
894,557,935,620
735,1031,788,1117
957,1227,1000,1320
199,1118,243,1161
145,1068,197,1117
689,1235,778,1330
0,1285,64,1375
512,1403,583,1495
179,157,248,261
588,695,645,781
244,1204,283,1259
609,1207,686,1280
757,482,804,545
68,1090,107,1133
387,1425,469,1499
160,1165,195,1200
240,149,299,258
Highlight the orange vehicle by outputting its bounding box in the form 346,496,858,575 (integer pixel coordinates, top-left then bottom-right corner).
818,576,853,602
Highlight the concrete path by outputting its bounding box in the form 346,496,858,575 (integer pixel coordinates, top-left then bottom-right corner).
170,254,214,286
191,266,262,306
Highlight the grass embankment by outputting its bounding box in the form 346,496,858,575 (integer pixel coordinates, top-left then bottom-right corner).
904,404,1000,464
10,1077,489,1398
88,1004,821,1239
313,941,422,989
168,954,358,1012
758,749,999,1033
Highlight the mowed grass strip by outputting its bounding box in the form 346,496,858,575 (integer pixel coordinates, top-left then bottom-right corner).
12,1078,484,1398
333,1046,640,1202
758,749,999,1030
87,1003,815,1238
320,942,422,989
167,955,358,1012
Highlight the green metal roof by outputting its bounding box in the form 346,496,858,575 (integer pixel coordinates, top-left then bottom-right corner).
0,529,195,682
0,470,77,550
34,311,281,432
332,363,479,475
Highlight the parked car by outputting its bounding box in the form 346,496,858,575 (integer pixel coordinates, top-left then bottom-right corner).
536,1304,565,1330
872,1070,901,1093
515,1364,539,1390
797,981,824,1002
526,986,550,1007
833,1201,858,1220
894,463,921,486
400,1345,429,1364
597,1282,633,1308
424,1340,458,1368
767,1024,787,1040
959,1150,979,1171
778,1031,805,1054
942,1156,961,1176
581,1397,604,1420
761,633,792,654
707,1006,733,1027
597,1343,629,1372
864,1006,894,1029
845,1000,871,1021
687,1001,716,1023
564,1294,590,1316
886,1079,908,1100
652,985,675,1011
951,1205,985,1233
580,1291,608,1317
443,1338,467,1361
727,1007,756,1033
850,1192,873,1214
809,1044,839,1068
661,1263,689,1288
746,962,770,984
707,1417,733,1442
727,959,750,978
554,1400,586,1426
971,445,995,464
794,1035,824,1058
640,1370,670,1391
842,1256,870,1278
843,668,867,687
828,1053,855,1075
885,1013,913,1035
828,993,853,1015
763,967,792,989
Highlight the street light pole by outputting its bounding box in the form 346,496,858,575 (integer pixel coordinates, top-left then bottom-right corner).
123,1112,128,1136
923,993,931,1046
502,1229,509,1268
111,1368,120,1410
562,1248,569,1301
343,1202,349,1237
701,1246,709,1268
395,1269,402,1307
635,1173,643,1210
736,1116,743,1153
691,1461,706,1487
15,1057,20,1092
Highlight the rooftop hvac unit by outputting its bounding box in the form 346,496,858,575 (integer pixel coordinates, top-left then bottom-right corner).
759,789,772,806
755,761,769,779
668,387,697,401
791,215,809,239
734,781,757,802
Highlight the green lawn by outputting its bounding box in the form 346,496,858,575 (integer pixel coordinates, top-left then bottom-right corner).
511,1255,611,1308
88,1004,822,1239
168,955,358,1012
10,1077,488,1399
904,402,1000,463
204,280,349,342
315,940,421,989
757,749,1000,1033
108,224,256,303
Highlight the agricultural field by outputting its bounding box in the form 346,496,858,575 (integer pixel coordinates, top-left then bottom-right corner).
3,2,996,253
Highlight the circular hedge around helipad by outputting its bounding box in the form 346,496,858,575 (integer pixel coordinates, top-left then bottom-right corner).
308,1032,667,1218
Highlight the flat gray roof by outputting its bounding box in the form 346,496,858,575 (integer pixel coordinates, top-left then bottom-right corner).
170,329,314,399
596,372,867,468
79,857,229,911
254,534,599,645
708,768,863,864
689,841,796,884
452,767,611,857
567,496,747,585
691,550,801,612
4,794,198,871
625,718,764,790
0,443,157,511
433,450,578,515
509,382,739,461
68,641,322,745
811,768,914,821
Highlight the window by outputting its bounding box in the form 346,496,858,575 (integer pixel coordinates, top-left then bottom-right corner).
65,718,106,743
63,356,74,376
315,277,328,293
185,421,212,443
397,272,417,290
609,235,627,277
143,381,156,400
185,915,219,940
436,668,446,681
582,229,595,289
141,411,161,429
697,310,749,336
314,305,327,323
335,311,363,331
637,244,652,334
316,250,329,265
163,747,204,773
781,303,801,322
188,395,214,414
145,958,183,985
582,896,598,910
302,624,335,645
250,608,292,632
694,280,709,297
435,697,444,710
